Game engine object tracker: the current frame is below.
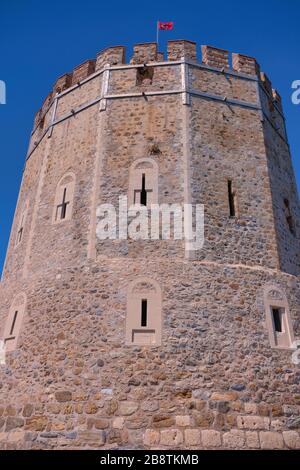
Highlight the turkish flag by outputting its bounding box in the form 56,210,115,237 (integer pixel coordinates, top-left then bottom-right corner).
158,21,174,30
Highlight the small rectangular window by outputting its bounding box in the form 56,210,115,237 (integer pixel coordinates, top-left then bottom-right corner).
140,174,147,206
228,180,236,217
56,187,70,221
284,199,296,235
141,299,148,327
9,310,18,336
16,213,25,245
136,66,154,86
272,307,282,333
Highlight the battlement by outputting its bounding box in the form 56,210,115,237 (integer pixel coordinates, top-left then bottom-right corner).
33,39,280,130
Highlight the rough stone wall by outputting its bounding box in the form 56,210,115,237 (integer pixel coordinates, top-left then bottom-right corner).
189,97,279,268
0,40,300,449
262,117,300,276
0,262,300,449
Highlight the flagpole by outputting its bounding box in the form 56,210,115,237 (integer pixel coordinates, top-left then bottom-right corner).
156,21,159,49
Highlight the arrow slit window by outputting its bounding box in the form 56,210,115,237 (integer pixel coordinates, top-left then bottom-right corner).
16,202,28,246
264,286,294,349
126,278,162,346
129,158,158,207
284,198,296,236
52,172,75,224
3,293,27,352
228,180,237,217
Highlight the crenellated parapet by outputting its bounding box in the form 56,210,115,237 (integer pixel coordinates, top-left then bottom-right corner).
202,45,229,69
32,40,284,133
167,40,197,61
131,42,158,63
95,45,125,70
232,53,260,76
72,59,95,85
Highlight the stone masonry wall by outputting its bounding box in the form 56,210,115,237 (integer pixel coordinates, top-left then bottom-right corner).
0,40,300,449
0,261,300,449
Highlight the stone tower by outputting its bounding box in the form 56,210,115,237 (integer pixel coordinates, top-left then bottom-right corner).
0,40,300,450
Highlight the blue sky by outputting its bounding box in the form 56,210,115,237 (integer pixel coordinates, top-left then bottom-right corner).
0,0,299,274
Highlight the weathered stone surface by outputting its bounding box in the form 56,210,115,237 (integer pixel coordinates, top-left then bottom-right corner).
282,431,300,449
260,432,284,449
237,415,270,430
231,384,245,392
184,429,201,446
5,417,24,432
112,417,125,429
244,403,257,414
7,431,25,442
87,418,109,429
84,402,98,414
287,417,300,429
152,414,175,428
223,430,245,449
271,404,283,417
25,416,48,432
245,431,260,449
77,430,105,447
55,391,72,403
193,411,214,427
118,402,139,416
160,429,183,447
211,392,237,402
201,430,221,448
175,416,191,427
22,405,34,418
257,403,270,417
143,429,160,446
105,399,118,416
141,401,159,412
283,405,300,416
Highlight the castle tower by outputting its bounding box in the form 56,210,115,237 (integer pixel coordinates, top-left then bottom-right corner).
0,40,300,450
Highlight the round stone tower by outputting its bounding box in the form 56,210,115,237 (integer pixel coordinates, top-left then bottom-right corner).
0,40,300,450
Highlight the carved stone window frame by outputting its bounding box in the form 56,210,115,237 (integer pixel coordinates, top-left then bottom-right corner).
52,172,76,224
15,200,28,247
126,277,162,346
263,285,294,350
3,293,27,352
128,158,158,207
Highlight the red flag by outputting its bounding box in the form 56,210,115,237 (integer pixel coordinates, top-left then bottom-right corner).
158,21,174,30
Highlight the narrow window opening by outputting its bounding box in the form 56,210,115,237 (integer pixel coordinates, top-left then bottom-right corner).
136,66,154,86
56,187,70,221
272,307,282,333
39,116,45,131
141,299,148,327
4,294,27,352
17,215,24,244
284,198,295,235
9,311,18,336
134,173,152,206
140,174,147,206
228,180,236,217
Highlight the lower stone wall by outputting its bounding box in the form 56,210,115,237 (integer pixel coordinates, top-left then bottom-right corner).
1,401,300,449
0,259,300,449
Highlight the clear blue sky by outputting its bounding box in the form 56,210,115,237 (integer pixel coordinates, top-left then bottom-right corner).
0,0,299,274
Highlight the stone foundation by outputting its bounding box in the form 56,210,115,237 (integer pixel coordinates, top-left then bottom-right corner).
0,260,299,449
